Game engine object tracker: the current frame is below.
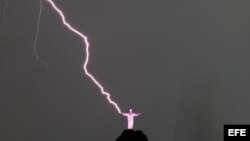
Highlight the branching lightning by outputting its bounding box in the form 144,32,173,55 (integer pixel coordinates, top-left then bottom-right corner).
46,0,123,114
33,0,53,77
3,0,8,22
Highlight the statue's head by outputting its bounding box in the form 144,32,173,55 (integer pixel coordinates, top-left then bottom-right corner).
129,109,133,113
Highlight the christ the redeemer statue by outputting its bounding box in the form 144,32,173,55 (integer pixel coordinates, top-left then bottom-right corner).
122,109,140,129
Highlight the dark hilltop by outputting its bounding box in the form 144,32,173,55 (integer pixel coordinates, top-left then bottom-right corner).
116,129,148,141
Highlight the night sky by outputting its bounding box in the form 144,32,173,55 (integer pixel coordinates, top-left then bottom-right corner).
0,0,250,141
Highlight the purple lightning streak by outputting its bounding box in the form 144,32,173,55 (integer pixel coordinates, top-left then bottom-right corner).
46,0,123,114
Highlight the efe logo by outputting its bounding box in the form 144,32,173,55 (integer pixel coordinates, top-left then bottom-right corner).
228,129,246,136
224,125,250,141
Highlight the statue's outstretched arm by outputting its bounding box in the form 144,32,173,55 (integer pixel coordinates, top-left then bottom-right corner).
135,113,141,116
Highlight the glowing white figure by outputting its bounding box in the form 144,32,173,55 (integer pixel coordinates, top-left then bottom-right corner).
122,109,140,129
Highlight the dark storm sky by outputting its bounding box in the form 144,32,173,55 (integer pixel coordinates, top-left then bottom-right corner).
0,0,250,140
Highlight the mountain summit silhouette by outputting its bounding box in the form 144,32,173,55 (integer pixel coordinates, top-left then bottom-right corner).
116,129,148,141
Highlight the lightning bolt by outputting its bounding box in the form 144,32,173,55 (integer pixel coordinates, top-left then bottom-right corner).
33,0,54,77
1,0,11,93
46,0,123,114
3,0,8,22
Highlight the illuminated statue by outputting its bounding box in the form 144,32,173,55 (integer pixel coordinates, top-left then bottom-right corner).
122,109,140,129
